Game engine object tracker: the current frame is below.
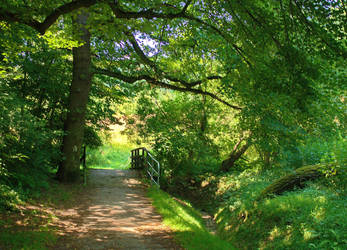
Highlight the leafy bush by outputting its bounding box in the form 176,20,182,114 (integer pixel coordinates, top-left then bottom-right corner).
320,136,347,194
0,89,60,210
0,184,22,211
278,134,346,169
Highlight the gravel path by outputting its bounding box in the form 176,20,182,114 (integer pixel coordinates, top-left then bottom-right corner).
52,169,180,250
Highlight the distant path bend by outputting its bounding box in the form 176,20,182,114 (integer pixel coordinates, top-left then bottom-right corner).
52,169,180,250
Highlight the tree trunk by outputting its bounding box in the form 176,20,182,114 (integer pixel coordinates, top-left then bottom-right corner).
221,142,250,172
264,151,271,168
200,95,207,134
221,134,251,172
257,164,328,200
56,10,91,182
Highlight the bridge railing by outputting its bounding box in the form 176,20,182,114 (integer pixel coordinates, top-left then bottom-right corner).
131,147,160,187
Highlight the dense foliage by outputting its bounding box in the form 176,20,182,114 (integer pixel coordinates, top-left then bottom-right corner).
0,21,120,207
0,0,346,248
124,91,231,188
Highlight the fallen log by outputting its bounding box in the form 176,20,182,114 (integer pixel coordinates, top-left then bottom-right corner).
258,164,332,199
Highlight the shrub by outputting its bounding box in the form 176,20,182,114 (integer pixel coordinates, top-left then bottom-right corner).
0,184,22,211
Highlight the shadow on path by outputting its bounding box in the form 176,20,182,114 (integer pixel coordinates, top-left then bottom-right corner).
52,169,180,250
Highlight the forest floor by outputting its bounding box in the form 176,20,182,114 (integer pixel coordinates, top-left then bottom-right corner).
51,169,181,250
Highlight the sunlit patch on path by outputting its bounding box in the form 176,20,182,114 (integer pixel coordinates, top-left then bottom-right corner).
52,169,180,250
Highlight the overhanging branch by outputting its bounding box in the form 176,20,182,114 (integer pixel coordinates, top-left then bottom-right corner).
125,31,223,88
0,0,97,34
93,67,241,110
109,2,251,65
1,0,252,64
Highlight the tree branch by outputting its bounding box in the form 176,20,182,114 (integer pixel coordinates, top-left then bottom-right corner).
166,75,223,88
236,1,283,50
293,0,346,58
109,2,251,66
125,31,223,88
109,3,184,20
93,67,242,110
0,0,97,34
181,0,193,14
126,32,159,71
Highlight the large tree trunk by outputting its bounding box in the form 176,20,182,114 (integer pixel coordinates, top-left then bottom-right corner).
56,10,91,182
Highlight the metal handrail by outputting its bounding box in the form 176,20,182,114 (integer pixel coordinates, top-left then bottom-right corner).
131,147,160,187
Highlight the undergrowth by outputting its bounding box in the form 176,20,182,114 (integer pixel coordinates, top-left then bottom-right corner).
0,177,83,249
215,167,347,250
147,187,235,250
0,167,52,211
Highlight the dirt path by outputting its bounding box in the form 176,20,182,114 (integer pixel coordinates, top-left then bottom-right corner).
52,169,181,250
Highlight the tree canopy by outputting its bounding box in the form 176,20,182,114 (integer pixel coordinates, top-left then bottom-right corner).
0,0,345,181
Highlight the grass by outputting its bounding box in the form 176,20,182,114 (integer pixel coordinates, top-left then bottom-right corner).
214,167,347,250
0,229,57,250
86,144,131,169
86,125,138,170
147,187,236,250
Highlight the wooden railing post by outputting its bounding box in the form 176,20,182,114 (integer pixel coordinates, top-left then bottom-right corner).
130,147,160,187
80,145,87,185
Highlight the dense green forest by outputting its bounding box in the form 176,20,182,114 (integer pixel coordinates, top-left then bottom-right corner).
0,0,346,249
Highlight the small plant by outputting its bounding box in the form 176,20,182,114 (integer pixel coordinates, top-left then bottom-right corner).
0,184,22,211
